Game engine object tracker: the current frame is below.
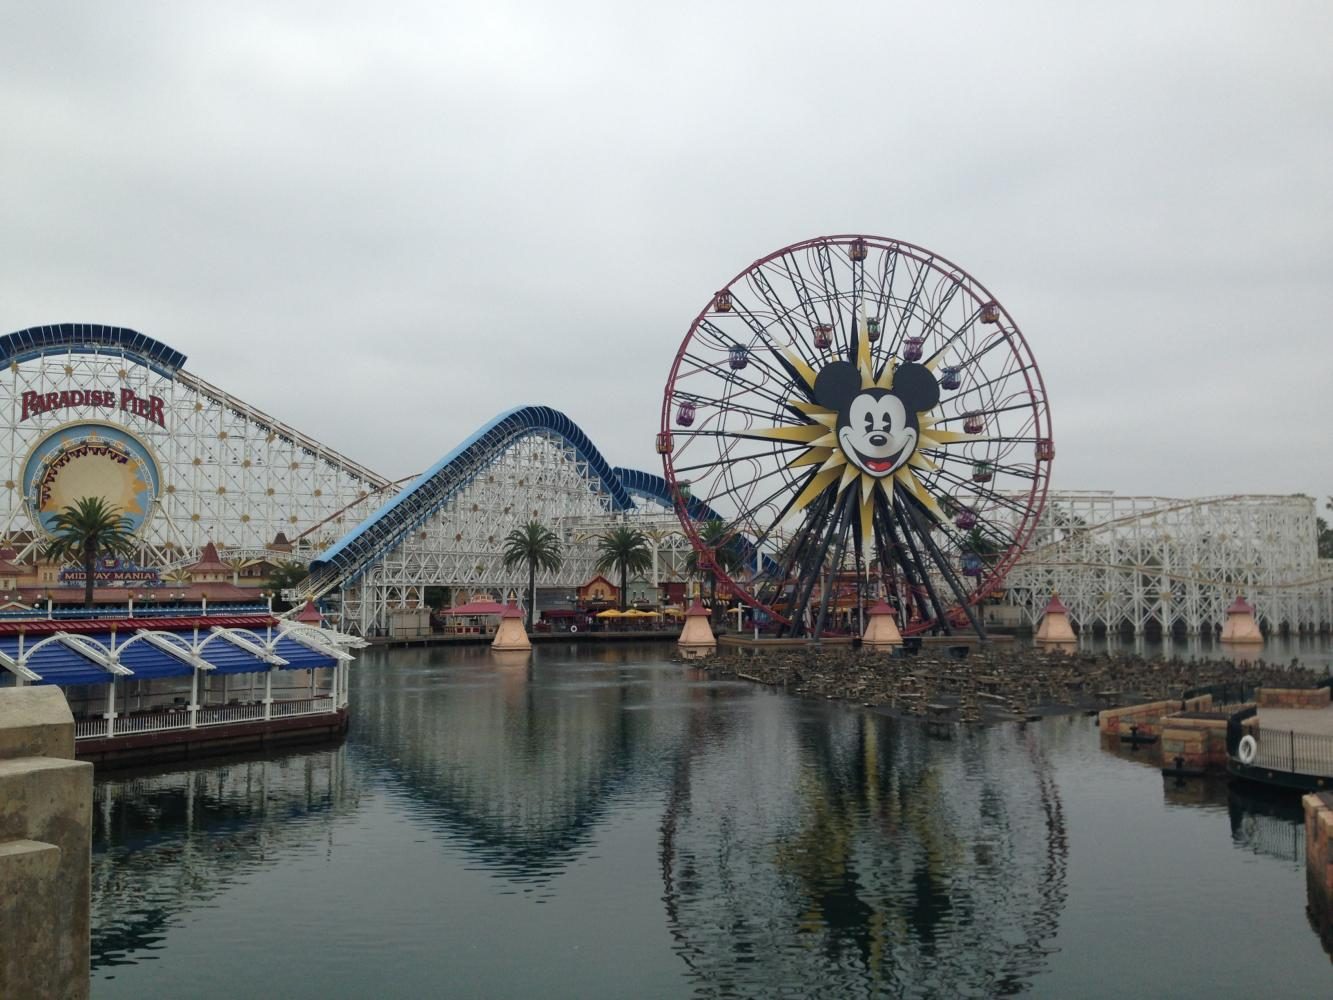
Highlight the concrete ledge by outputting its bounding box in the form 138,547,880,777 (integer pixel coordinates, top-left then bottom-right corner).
0,754,92,999
0,687,75,761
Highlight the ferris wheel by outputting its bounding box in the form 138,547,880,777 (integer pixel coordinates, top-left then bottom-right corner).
659,235,1053,636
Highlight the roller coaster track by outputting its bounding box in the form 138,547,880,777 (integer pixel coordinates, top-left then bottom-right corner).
302,406,635,601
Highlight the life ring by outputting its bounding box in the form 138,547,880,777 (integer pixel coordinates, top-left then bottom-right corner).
569,624,578,634
1238,734,1257,765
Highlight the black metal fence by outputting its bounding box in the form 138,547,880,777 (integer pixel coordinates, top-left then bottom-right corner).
1245,724,1333,778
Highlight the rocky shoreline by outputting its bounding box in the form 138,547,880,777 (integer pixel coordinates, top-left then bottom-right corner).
690,645,1324,724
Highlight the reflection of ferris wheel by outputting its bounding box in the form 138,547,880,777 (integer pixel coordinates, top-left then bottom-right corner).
659,235,1053,635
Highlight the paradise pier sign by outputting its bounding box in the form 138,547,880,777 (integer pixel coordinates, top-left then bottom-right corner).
20,386,166,426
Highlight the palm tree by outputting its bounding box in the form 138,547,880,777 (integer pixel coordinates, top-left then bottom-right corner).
42,497,139,607
594,526,652,611
685,519,747,606
501,521,563,628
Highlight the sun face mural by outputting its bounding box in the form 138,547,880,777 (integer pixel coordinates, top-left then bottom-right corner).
23,423,160,536
749,314,972,541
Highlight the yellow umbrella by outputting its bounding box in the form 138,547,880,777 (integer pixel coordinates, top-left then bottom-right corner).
624,608,659,618
663,606,686,618
595,608,625,618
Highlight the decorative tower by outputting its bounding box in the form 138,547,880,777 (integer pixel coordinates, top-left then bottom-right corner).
1219,596,1263,645
861,601,904,649
1034,592,1077,650
491,602,532,652
677,600,717,659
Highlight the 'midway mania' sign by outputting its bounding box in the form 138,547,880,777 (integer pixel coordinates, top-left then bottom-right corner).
58,557,161,586
20,387,166,427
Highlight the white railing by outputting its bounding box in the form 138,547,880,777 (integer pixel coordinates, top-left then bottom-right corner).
113,712,192,736
271,697,334,718
74,697,339,740
76,718,108,740
197,704,266,727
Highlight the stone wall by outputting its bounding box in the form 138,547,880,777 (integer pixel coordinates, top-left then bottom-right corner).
1256,686,1331,709
1160,715,1235,773
1305,791,1333,951
0,686,93,999
1097,694,1214,739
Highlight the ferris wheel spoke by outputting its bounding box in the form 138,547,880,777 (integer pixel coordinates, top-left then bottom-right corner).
669,443,805,476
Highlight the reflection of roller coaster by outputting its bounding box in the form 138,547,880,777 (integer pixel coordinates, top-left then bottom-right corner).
1005,492,1333,633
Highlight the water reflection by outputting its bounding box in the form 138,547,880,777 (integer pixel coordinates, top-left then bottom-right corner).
88,641,1333,995
91,748,360,969
351,644,741,880
660,703,1070,997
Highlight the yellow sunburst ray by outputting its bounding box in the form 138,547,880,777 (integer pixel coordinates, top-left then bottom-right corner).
790,400,836,419
816,450,848,474
783,349,818,390
896,467,945,522
787,447,834,469
792,466,843,512
856,307,872,383
837,463,860,495
860,494,875,543
908,451,938,473
874,360,896,390
748,424,828,444
919,429,974,446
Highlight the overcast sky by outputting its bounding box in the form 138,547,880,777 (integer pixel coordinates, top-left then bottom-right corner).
3,1,1331,508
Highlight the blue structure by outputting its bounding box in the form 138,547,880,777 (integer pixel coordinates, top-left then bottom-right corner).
309,406,635,594
0,323,188,376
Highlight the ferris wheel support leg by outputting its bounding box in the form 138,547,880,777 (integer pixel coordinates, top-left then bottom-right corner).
880,490,951,634
771,490,832,637
813,491,856,640
876,497,929,625
905,498,989,641
788,492,843,639
890,500,953,635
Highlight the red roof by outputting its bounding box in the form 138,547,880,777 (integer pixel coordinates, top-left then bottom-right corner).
1043,593,1070,615
295,600,324,624
866,601,896,616
685,600,710,617
500,603,524,619
188,541,231,574
0,613,278,636
441,600,510,616
16,584,257,604
1227,596,1255,615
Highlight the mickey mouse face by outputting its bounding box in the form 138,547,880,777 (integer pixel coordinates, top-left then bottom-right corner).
840,390,916,476
813,360,940,480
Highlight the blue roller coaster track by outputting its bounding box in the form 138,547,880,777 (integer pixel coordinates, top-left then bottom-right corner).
0,323,188,377
308,406,635,595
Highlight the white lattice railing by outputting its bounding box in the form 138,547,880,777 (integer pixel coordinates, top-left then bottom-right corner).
197,704,266,726
113,712,192,736
76,718,108,739
74,698,340,740
271,697,334,718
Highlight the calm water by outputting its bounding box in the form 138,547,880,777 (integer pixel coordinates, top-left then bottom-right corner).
89,642,1333,998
